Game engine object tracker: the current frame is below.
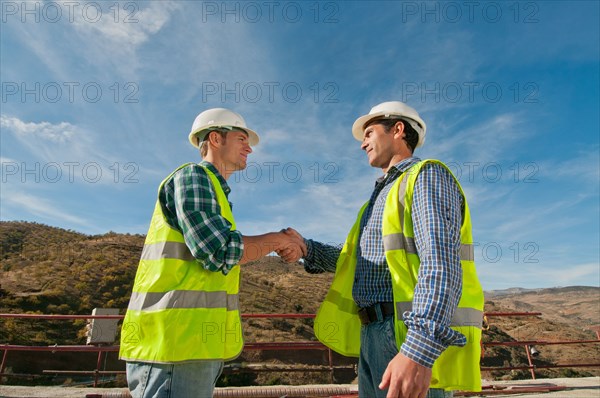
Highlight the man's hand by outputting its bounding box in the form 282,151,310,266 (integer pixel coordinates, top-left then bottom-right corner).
276,227,307,263
240,230,304,264
379,353,432,398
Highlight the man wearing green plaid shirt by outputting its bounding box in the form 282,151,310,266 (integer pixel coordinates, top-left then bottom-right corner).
123,108,305,398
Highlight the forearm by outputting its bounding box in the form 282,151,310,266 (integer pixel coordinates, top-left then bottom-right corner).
240,232,285,264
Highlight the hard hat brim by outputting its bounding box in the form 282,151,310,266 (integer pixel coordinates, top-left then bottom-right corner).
352,111,392,141
189,126,260,148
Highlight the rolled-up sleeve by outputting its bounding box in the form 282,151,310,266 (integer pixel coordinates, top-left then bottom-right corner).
171,165,243,274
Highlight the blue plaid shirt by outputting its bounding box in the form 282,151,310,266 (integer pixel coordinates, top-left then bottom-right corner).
304,157,466,368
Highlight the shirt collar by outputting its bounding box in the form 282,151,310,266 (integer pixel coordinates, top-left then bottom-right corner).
376,156,421,184
199,160,231,196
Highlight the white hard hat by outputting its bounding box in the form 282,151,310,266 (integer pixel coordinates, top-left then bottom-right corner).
188,108,260,148
352,101,427,148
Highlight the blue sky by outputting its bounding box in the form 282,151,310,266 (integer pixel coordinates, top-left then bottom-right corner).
1,1,598,290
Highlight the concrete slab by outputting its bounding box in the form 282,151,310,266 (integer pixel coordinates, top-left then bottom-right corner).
0,385,127,398
476,377,600,397
0,377,598,398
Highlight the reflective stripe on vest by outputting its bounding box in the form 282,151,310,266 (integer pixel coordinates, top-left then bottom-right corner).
119,163,243,363
128,290,240,312
383,233,475,262
140,241,196,261
395,302,482,328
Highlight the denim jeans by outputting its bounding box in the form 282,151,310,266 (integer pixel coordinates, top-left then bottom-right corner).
358,314,453,398
126,360,223,398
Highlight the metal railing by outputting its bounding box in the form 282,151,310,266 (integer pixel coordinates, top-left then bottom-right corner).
1,311,599,387
481,312,600,379
0,313,351,387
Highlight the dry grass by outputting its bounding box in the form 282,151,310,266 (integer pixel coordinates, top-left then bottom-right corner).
1,221,598,385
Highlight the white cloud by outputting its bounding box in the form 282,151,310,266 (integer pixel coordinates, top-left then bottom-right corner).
233,161,376,244
0,115,146,186
66,1,179,50
3,22,73,82
296,185,364,242
1,115,93,162
538,148,600,186
424,112,528,163
1,188,87,226
4,2,180,80
1,115,77,143
2,0,596,292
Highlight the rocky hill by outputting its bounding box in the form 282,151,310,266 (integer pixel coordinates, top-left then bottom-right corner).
1,221,598,386
482,287,600,380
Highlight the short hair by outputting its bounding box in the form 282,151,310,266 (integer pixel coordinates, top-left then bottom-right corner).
199,129,228,158
371,118,419,153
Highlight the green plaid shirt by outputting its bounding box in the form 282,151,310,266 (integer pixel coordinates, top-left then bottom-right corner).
158,161,244,275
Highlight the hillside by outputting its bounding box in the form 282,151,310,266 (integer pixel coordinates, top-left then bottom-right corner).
1,221,599,385
483,287,600,380
0,221,332,342
486,286,600,327
1,221,142,344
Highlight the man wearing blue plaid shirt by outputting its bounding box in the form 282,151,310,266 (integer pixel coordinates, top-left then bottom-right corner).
285,101,483,398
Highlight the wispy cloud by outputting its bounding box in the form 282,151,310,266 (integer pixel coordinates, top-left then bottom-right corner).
1,115,96,163
1,115,77,143
424,112,530,163
6,2,180,80
67,2,178,46
70,2,179,79
237,167,376,243
538,148,600,186
0,156,18,164
2,1,597,292
1,188,87,226
0,115,146,186
482,195,584,239
3,22,73,81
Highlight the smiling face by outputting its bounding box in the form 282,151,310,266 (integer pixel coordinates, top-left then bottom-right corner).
360,122,396,170
360,119,412,173
221,130,252,172
203,129,252,179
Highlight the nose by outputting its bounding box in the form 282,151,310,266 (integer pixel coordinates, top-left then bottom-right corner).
361,139,368,151
245,144,252,154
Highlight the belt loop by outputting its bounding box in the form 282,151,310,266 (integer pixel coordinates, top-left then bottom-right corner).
374,303,383,322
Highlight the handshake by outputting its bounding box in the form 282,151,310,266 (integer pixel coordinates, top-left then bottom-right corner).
274,227,306,263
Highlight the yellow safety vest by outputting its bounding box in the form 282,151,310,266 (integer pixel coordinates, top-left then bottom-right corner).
119,163,243,363
314,160,484,391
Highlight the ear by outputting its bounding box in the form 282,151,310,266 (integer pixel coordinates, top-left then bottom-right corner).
393,121,405,140
207,131,223,146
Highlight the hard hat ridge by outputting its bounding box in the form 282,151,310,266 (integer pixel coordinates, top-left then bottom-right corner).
188,108,260,148
352,101,427,148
